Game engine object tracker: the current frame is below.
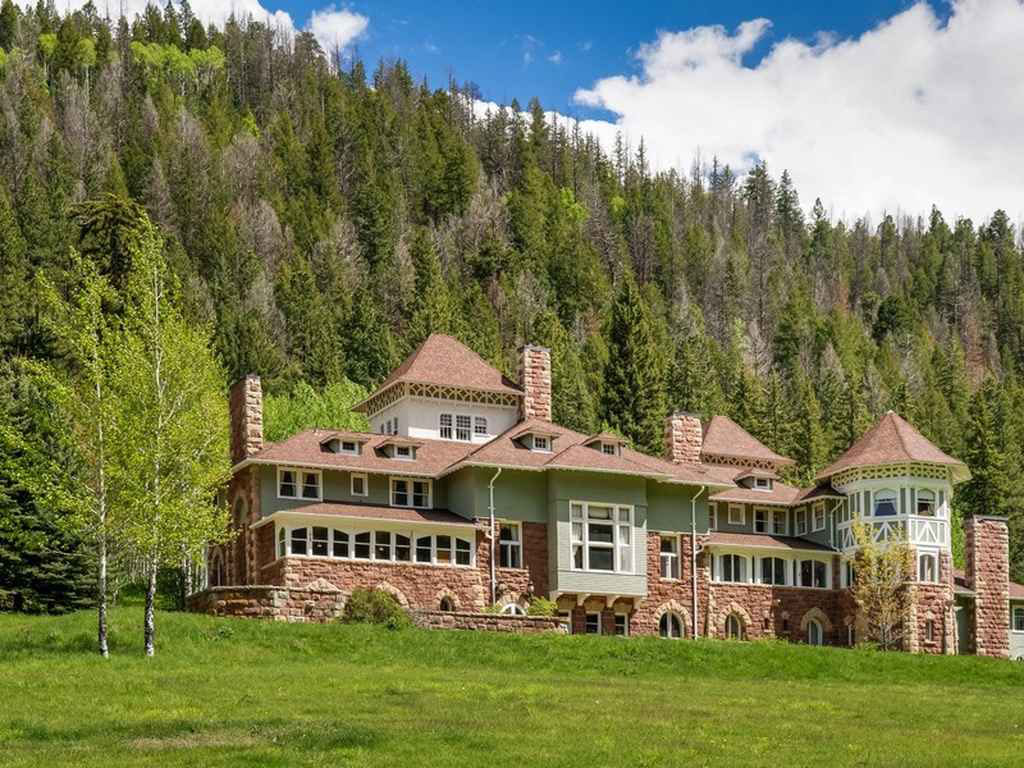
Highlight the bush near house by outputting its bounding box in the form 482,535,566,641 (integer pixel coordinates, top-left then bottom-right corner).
341,588,412,629
1,608,1023,767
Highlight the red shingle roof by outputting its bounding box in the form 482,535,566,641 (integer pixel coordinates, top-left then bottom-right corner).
817,411,970,482
701,415,795,467
356,334,522,411
706,531,833,552
709,480,803,507
953,568,1024,599
265,501,473,527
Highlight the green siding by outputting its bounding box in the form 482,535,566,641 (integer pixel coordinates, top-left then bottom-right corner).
444,467,478,519
646,482,710,533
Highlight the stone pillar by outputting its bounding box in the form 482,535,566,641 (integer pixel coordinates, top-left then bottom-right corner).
229,374,264,464
664,412,703,464
965,515,1010,658
519,345,552,422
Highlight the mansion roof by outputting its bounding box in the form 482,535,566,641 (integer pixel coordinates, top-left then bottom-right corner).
817,411,970,483
706,531,834,552
701,415,795,467
257,500,473,527
709,480,804,507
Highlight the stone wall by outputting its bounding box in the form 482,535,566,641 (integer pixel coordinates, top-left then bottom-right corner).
187,583,346,623
664,413,703,465
706,581,843,643
630,532,707,636
518,345,552,422
965,516,1010,658
415,610,568,634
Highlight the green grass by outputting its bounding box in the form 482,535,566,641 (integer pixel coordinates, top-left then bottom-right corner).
1,609,1023,767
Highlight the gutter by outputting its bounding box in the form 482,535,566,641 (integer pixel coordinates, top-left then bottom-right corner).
488,467,502,605
691,484,706,639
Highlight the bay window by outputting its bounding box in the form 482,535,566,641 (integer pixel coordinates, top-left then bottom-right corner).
718,553,747,583
278,524,469,566
290,527,307,555
354,532,371,559
332,530,349,558
570,502,634,573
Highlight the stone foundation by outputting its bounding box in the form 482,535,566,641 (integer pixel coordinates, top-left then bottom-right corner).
415,610,568,634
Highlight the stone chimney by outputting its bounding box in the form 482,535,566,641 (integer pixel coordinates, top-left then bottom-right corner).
664,412,703,464
964,515,1010,658
229,374,264,464
519,345,552,422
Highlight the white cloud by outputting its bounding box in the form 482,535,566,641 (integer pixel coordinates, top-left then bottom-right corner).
573,0,1024,222
308,6,369,54
548,51,562,64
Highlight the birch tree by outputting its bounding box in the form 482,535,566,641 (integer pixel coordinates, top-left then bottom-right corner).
112,221,230,657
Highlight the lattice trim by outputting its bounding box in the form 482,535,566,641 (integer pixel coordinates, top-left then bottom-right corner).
831,463,951,490
702,453,780,472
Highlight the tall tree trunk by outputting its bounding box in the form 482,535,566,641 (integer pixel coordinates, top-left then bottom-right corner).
97,532,108,658
144,557,157,657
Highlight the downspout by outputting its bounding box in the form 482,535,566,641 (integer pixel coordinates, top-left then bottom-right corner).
488,467,503,605
691,484,706,639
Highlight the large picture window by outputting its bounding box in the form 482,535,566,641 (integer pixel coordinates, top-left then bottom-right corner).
570,502,634,573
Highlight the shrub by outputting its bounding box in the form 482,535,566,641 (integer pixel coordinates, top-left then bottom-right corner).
527,597,557,617
342,588,411,630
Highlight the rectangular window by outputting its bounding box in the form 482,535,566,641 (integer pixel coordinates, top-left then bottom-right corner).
290,527,307,555
439,413,453,440
709,503,718,531
332,530,349,558
375,531,392,561
570,502,634,573
754,509,768,533
812,502,826,532
925,619,936,643
416,536,432,563
340,440,358,454
455,538,472,566
455,415,472,442
474,416,488,436
301,471,320,499
391,478,431,508
499,523,522,568
795,508,807,535
395,445,412,459
720,554,746,583
760,557,786,585
659,535,679,579
585,613,601,635
614,614,629,636
435,535,452,564
754,477,772,490
800,559,827,588
1014,608,1024,632
278,469,297,498
559,611,573,634
351,473,368,497
394,534,411,562
728,505,744,525
354,532,371,559
602,443,617,456
533,435,550,451
312,526,329,557
772,511,787,536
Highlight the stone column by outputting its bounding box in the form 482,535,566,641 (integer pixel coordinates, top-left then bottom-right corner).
229,374,264,464
664,412,703,464
965,515,1010,658
519,345,552,422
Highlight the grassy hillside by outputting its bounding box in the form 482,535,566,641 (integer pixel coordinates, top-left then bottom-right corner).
1,609,1022,767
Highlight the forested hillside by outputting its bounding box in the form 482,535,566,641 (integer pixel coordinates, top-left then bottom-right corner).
1,2,1023,606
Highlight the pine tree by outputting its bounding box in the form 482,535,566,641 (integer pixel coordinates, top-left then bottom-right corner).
407,227,454,345
602,271,666,453
960,378,1007,519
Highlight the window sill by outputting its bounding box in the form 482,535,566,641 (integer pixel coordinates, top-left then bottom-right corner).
659,577,681,583
497,566,529,573
278,495,323,502
276,554,475,569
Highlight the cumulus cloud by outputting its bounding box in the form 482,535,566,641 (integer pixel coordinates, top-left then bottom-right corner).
548,51,562,64
308,6,369,54
574,0,1024,222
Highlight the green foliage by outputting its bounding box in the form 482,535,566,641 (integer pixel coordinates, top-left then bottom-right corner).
263,379,370,442
526,596,557,617
341,588,411,630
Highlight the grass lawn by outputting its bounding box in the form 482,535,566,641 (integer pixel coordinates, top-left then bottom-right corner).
1,609,1023,767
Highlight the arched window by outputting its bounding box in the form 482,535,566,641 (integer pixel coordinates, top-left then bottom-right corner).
874,489,897,517
659,612,684,639
209,551,224,587
439,596,455,612
725,614,745,640
918,553,938,582
807,618,824,646
916,489,936,517
500,603,526,616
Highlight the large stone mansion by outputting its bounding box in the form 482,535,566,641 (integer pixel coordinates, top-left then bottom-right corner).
193,334,1024,658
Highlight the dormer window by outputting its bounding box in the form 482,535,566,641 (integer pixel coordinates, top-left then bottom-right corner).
753,477,773,491
532,435,550,452
395,445,414,460
602,443,618,456
322,438,361,455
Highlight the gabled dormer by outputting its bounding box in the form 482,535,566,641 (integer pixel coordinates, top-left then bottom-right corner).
377,437,423,461
735,468,778,492
319,435,367,456
512,425,559,453
584,432,627,458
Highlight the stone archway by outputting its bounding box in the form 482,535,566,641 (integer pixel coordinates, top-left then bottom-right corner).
800,607,833,634
714,601,753,639
434,588,461,612
374,581,410,608
654,600,692,637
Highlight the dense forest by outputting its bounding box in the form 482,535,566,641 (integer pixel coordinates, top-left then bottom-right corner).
1,2,1023,611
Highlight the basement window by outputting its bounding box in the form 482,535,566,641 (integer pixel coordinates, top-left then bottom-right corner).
614,614,629,636
1013,608,1024,633
585,613,601,635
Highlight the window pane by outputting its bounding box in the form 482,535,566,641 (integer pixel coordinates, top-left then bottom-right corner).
570,503,583,520
814,561,826,588
395,534,411,562
412,481,429,507
455,538,471,565
572,544,583,569
312,526,329,556
775,559,786,585
585,614,600,634
393,479,409,506
589,547,614,571
800,560,812,587
618,525,630,545
280,470,296,497
571,521,583,541
588,523,613,543
436,535,451,563
354,532,371,559
375,531,392,560
332,530,349,558
416,536,432,563
588,505,612,520
291,528,307,555
474,417,487,435
660,537,677,554
614,614,627,636
500,524,519,542
302,473,319,499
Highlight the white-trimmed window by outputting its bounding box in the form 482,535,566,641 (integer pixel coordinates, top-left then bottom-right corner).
798,559,828,588
1013,607,1024,632
290,527,308,555
728,504,744,525
873,489,897,517
660,612,684,639
812,501,826,531
532,435,550,452
584,612,601,634
602,443,617,456
278,468,322,500
439,413,453,440
391,477,431,508
474,416,488,437
773,510,787,535
354,531,371,559
918,552,938,583
717,553,747,583
709,504,718,531
499,522,522,568
754,477,773,491
842,559,855,588
754,508,768,533
414,534,473,566
916,489,936,517
807,618,824,646
614,614,629,636
760,557,787,585
795,508,807,535
350,472,368,497
570,502,634,573
659,535,680,579
455,415,472,442
394,445,414,460
332,530,349,558
311,526,330,557
340,439,358,454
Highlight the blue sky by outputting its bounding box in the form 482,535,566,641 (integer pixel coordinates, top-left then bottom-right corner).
290,1,927,118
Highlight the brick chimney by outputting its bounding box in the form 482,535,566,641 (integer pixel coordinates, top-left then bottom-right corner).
964,515,1010,658
519,345,552,422
664,412,703,464
229,374,264,464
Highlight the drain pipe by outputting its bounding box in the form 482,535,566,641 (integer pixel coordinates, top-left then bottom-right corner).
488,467,503,605
690,484,706,639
